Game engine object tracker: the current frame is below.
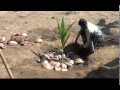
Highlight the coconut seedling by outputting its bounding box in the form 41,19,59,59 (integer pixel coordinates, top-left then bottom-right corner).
56,17,70,61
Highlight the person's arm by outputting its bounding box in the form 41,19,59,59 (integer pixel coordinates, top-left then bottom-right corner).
83,29,91,49
75,29,81,43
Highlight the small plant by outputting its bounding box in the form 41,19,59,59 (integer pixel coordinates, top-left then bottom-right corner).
56,17,70,60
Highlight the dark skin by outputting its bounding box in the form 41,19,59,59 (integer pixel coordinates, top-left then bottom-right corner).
75,19,87,45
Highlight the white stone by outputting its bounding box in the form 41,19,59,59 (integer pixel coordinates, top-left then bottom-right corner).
22,33,27,37
0,43,4,49
41,60,49,65
35,38,43,43
65,62,73,69
75,58,84,64
0,37,6,42
67,60,74,65
57,54,62,60
55,62,61,67
61,68,68,72
42,60,54,70
54,66,62,71
61,63,67,69
8,41,18,45
62,54,66,58
49,60,57,66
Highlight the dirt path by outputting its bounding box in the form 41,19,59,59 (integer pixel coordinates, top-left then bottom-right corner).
0,11,119,78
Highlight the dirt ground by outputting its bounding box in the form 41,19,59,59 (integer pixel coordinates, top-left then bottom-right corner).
0,11,119,78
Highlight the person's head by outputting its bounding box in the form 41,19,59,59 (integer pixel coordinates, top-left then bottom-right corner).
78,19,87,29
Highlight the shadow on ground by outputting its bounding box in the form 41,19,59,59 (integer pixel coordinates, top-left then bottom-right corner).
85,58,119,78
64,42,93,66
96,19,119,35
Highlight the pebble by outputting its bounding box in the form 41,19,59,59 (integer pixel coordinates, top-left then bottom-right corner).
54,66,62,71
67,60,74,65
57,54,62,60
55,62,61,67
22,33,27,37
65,62,73,69
75,58,84,64
42,60,53,70
49,60,57,66
35,38,43,43
0,43,4,49
8,41,18,45
61,68,68,72
0,37,6,42
61,63,67,69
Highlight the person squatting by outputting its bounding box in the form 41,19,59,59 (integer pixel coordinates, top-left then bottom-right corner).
75,19,104,53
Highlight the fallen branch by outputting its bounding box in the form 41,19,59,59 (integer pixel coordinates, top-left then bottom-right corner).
0,49,14,79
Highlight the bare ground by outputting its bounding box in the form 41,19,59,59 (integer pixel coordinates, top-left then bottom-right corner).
0,11,119,78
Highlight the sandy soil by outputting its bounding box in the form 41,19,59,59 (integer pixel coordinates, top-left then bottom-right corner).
0,11,119,78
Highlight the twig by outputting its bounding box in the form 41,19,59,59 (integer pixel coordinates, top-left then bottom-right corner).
67,21,76,31
0,49,14,79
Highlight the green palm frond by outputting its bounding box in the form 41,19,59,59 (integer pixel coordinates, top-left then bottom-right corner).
56,17,70,50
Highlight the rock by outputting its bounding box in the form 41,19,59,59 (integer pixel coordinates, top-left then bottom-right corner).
0,36,6,43
54,55,60,60
44,54,50,59
0,43,4,49
61,68,68,71
22,33,27,37
54,66,62,71
41,60,49,65
67,60,74,65
35,38,43,43
42,60,53,70
40,55,48,61
57,54,62,60
21,41,30,46
62,54,66,58
37,58,41,63
65,62,73,69
8,41,18,45
14,32,22,36
48,53,54,58
61,63,67,69
43,64,54,70
34,56,41,63
49,60,57,66
75,58,84,64
55,62,61,67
